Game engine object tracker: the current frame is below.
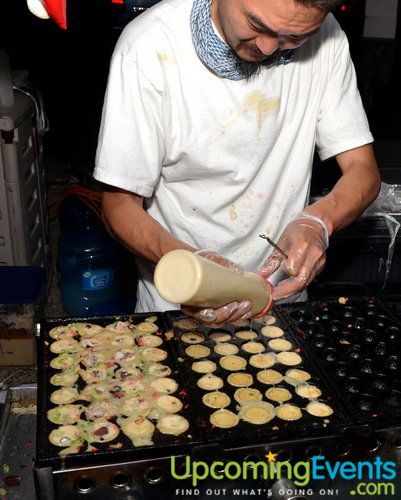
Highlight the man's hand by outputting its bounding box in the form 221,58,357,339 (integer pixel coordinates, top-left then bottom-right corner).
258,212,329,301
259,144,380,301
181,251,252,326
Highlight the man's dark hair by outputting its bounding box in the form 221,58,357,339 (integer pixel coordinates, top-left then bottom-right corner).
294,0,342,12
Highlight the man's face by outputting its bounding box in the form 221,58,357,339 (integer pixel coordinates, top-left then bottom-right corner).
211,0,327,64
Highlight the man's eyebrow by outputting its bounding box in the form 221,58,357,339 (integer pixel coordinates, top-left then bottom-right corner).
247,12,320,38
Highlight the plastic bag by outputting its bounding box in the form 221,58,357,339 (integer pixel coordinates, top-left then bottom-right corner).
362,182,401,289
364,182,401,215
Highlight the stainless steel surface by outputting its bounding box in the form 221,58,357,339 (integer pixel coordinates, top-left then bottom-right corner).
33,299,401,498
50,455,173,500
0,384,37,499
272,478,310,500
33,429,401,499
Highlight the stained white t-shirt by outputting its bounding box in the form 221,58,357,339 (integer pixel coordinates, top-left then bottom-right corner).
94,0,373,312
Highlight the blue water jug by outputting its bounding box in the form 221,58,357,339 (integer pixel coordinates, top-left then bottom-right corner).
57,195,135,316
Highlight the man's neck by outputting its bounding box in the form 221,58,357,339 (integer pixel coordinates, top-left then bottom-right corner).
210,0,226,42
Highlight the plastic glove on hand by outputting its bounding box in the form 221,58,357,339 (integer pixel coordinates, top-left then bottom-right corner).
258,212,329,301
181,250,252,326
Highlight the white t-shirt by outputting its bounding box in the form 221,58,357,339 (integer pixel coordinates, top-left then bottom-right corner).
94,0,373,312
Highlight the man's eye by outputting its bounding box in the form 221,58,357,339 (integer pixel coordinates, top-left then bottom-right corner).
286,35,309,42
249,23,265,33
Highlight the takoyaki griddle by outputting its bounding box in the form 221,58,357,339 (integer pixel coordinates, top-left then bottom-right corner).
36,313,199,469
165,310,353,446
277,297,401,428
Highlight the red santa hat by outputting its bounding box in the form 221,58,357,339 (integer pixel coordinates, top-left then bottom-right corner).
27,0,67,30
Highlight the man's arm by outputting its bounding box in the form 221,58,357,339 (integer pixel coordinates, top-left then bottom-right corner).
259,143,381,300
102,185,253,324
102,185,195,263
304,143,381,234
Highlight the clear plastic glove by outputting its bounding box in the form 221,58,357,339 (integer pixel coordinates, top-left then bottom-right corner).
258,212,329,301
181,250,252,326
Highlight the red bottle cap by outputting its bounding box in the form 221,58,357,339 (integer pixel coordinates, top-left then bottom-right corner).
253,276,274,318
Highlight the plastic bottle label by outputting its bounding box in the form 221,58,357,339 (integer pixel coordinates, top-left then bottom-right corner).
82,269,115,291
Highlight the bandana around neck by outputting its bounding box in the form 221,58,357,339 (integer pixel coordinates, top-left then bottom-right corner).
190,0,294,80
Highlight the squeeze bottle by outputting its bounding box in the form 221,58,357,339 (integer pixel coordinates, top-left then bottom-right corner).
154,249,274,317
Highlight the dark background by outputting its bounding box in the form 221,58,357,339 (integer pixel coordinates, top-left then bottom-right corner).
0,0,113,173
0,0,400,177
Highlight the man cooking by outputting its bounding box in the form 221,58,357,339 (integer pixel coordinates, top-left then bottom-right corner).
93,0,381,325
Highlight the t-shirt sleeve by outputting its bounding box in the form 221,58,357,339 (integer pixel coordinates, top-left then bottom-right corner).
315,19,373,161
94,48,165,197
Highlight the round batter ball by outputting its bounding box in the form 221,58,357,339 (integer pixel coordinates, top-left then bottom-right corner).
50,387,79,405
238,402,275,425
50,338,81,354
276,404,302,421
120,416,155,440
219,355,247,371
49,425,83,447
47,405,83,425
120,397,150,417
78,366,114,385
249,353,276,369
72,322,104,336
234,388,263,404
191,360,217,373
261,326,284,338
140,347,168,362
50,354,79,370
241,341,265,354
87,420,120,443
295,384,322,399
276,352,302,366
214,343,239,356
306,401,334,417
235,330,257,341
173,319,200,330
157,415,189,435
256,369,283,385
147,364,172,378
202,391,231,409
111,334,135,349
197,374,224,391
285,369,311,382
265,387,292,403
181,331,205,344
156,395,183,413
49,325,79,340
268,339,293,352
209,331,232,343
150,377,178,394
210,409,239,428
136,335,163,347
185,345,211,359
104,321,132,334
256,314,277,326
135,322,159,333
85,399,120,420
227,372,254,387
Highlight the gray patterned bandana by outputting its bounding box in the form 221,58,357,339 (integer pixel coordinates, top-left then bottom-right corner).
190,0,294,80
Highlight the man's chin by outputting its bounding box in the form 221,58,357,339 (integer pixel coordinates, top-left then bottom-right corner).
240,55,265,63
238,49,281,64
230,47,283,80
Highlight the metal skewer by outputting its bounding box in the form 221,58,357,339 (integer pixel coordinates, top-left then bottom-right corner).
259,234,288,259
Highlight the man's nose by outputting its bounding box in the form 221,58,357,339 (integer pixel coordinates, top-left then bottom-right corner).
254,35,279,56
